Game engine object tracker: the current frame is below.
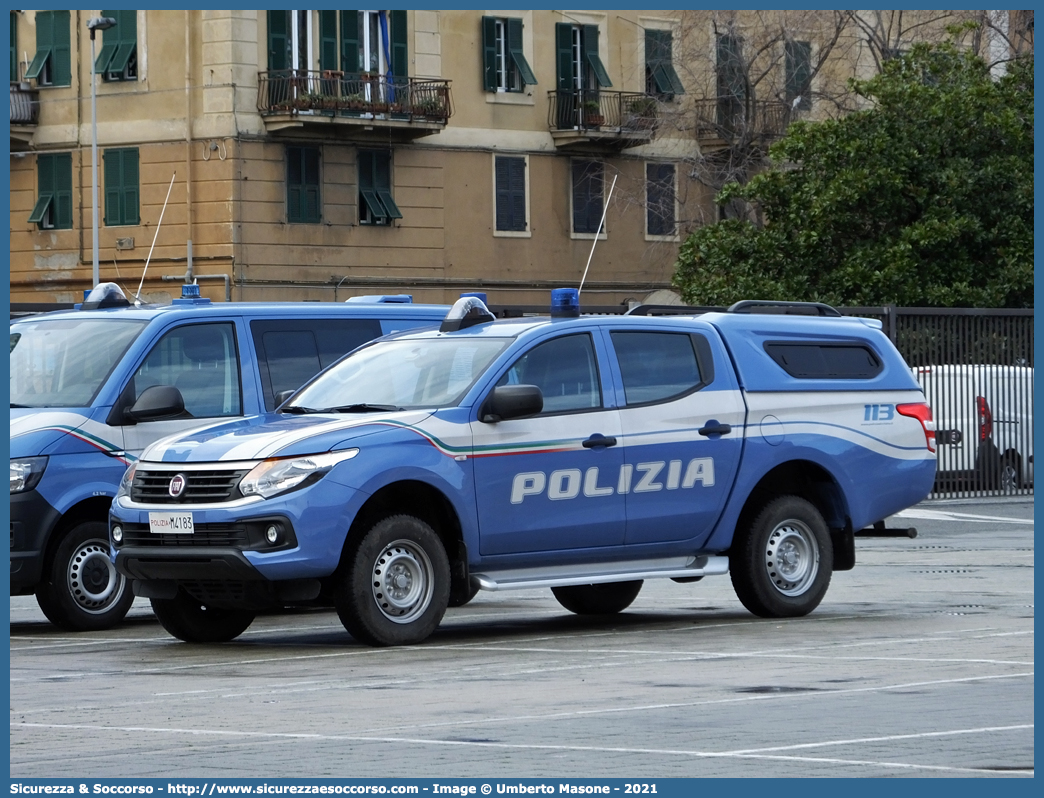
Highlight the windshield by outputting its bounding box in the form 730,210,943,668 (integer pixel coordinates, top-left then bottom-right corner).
10,318,146,408
289,337,509,412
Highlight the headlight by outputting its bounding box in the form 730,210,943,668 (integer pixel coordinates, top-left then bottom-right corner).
116,462,138,499
10,456,48,494
239,449,359,499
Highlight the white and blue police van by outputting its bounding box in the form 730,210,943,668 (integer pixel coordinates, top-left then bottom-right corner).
108,290,937,646
10,282,448,631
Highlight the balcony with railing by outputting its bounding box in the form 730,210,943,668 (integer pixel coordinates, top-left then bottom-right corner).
11,82,40,148
257,71,452,140
693,98,794,146
547,90,659,149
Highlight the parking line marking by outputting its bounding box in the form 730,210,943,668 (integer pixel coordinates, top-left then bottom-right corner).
9,720,1032,776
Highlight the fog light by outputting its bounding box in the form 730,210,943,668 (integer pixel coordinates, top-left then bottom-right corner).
112,525,123,544
265,525,279,545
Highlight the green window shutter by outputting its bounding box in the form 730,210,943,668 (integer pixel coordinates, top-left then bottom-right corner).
507,18,536,86
646,162,675,236
105,10,137,76
583,25,611,88
122,149,139,225
340,11,359,74
25,11,52,81
481,16,497,91
95,9,119,73
287,147,320,224
358,151,385,221
786,40,812,110
319,11,337,72
717,34,745,101
54,153,73,229
267,10,288,71
374,152,401,219
29,154,54,225
390,10,407,80
555,23,573,91
495,156,526,232
50,10,70,85
103,150,121,226
647,30,684,95
572,160,603,234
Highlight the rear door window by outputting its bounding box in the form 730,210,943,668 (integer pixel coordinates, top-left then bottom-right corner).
609,331,706,406
251,318,383,410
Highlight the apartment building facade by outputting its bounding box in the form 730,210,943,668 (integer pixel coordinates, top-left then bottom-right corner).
9,9,1028,306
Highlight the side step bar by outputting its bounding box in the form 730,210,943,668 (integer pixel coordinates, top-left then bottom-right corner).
472,555,730,592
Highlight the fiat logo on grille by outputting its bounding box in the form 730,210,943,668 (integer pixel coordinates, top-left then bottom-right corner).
168,474,188,498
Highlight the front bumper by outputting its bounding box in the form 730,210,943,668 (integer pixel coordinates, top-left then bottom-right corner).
9,489,62,593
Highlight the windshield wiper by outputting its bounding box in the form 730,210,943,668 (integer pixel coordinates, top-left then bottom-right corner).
279,405,322,414
10,403,31,408
320,403,404,413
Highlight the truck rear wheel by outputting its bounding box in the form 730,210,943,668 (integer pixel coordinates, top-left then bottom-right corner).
551,580,643,615
150,590,255,643
35,521,135,632
731,496,832,618
336,515,450,646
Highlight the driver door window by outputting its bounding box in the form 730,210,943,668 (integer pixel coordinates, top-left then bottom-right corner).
496,333,601,413
133,323,241,418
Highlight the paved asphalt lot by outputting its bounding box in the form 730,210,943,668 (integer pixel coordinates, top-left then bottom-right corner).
9,498,1033,779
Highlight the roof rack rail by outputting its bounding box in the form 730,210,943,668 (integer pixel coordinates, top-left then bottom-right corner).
625,304,724,316
727,300,842,317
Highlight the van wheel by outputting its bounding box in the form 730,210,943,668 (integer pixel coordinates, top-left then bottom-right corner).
35,521,135,632
551,581,643,615
150,590,255,643
1000,455,1022,493
731,496,832,618
336,515,450,646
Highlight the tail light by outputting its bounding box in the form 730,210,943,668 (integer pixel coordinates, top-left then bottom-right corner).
976,395,993,441
896,402,936,453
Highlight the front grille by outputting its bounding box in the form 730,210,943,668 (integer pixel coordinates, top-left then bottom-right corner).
119,522,250,547
131,468,251,504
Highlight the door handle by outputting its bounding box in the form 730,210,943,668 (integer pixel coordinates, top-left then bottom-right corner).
582,434,617,448
698,421,731,438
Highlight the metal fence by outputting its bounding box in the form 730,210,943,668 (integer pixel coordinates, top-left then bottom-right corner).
842,307,1034,500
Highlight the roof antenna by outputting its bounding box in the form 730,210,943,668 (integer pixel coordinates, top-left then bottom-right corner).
578,173,618,299
134,171,177,306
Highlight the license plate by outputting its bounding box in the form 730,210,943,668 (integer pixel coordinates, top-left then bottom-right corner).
149,511,194,535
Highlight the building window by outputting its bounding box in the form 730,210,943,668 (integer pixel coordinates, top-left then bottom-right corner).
338,10,407,78
359,150,401,226
645,29,684,99
646,163,676,238
785,40,812,112
555,23,611,129
25,10,70,87
28,153,73,230
286,146,321,224
103,148,139,227
94,10,137,81
482,17,536,92
716,33,745,128
572,160,604,236
494,156,527,233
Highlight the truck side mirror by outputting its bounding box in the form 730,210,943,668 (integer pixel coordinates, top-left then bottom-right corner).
125,385,186,422
274,389,297,408
481,384,543,423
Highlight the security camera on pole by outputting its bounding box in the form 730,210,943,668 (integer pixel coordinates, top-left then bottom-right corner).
86,16,116,288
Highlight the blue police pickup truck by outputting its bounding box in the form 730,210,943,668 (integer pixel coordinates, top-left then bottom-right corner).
108,291,937,646
10,283,448,631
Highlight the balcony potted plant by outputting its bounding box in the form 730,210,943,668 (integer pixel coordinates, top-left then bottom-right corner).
624,96,658,129
581,98,604,127
413,97,444,119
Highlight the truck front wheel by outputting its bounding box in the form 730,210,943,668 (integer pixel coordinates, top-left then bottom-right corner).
35,521,135,631
731,496,832,618
150,590,255,643
336,515,450,646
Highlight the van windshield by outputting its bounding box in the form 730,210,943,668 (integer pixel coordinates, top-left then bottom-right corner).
288,337,509,412
10,318,146,408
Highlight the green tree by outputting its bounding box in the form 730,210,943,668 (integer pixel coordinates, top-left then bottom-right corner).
672,41,1033,308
